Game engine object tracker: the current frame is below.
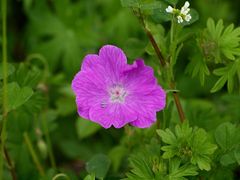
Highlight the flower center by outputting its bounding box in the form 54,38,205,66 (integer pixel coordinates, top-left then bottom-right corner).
109,85,127,103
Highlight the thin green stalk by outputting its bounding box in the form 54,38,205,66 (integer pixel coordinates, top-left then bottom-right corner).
170,18,174,44
42,113,56,169
23,132,45,177
0,0,8,178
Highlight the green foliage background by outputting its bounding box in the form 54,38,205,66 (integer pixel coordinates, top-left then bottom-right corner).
0,0,240,179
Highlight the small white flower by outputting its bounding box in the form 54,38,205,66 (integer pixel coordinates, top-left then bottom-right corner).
165,1,192,24
184,14,192,22
166,6,174,13
181,7,190,15
183,1,190,9
181,1,190,15
177,16,183,23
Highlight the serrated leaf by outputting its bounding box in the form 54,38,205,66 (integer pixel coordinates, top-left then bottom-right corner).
157,129,177,144
126,155,155,179
169,159,198,179
0,82,34,112
194,156,211,171
86,154,111,179
12,63,42,88
220,152,236,166
161,146,177,159
185,53,210,86
159,123,216,171
0,63,15,80
210,75,228,93
205,18,240,62
76,118,101,139
211,59,240,93
215,122,240,151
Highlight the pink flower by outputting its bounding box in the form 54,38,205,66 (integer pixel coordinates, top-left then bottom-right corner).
72,45,166,128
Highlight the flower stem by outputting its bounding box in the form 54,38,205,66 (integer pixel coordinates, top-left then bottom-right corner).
0,0,9,178
4,147,17,180
23,132,45,177
135,9,185,123
170,18,175,44
134,9,166,67
42,112,56,169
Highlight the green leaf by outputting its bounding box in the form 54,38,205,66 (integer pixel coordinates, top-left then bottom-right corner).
220,152,236,166
157,129,177,144
185,51,210,86
126,155,155,179
83,174,95,180
86,154,111,179
0,63,15,80
151,3,172,23
215,122,240,151
12,63,42,88
169,159,198,179
26,1,94,77
159,123,217,171
76,118,101,139
163,0,178,5
120,0,140,7
205,18,240,62
140,1,166,11
145,23,167,58
211,59,240,93
210,75,228,93
0,82,34,112
234,145,240,165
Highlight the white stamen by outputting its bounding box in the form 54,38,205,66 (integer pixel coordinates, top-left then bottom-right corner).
109,85,127,103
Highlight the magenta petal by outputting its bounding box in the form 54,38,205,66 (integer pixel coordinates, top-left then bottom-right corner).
81,54,100,71
123,59,166,128
89,103,137,129
130,111,156,128
99,45,127,82
72,71,108,119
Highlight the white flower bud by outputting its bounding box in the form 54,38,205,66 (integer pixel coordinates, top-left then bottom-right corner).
177,16,184,23
166,6,174,13
185,14,192,22
183,1,190,9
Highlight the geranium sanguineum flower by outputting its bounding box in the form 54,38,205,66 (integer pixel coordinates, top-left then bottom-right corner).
71,45,166,128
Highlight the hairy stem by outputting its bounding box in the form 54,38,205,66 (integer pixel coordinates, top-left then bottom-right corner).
23,132,45,176
169,83,185,122
135,9,185,123
4,148,17,180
